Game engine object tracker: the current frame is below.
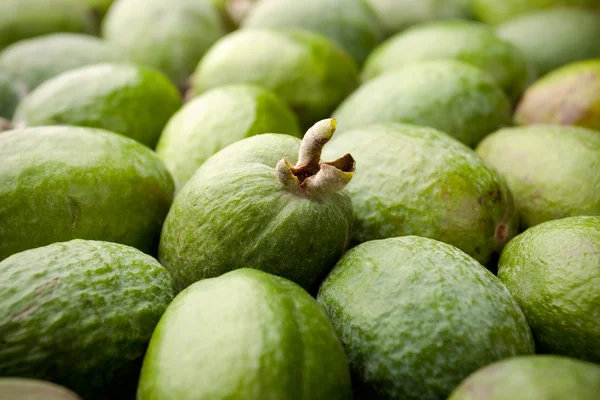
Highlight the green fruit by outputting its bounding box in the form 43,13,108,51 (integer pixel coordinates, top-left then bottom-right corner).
321,123,518,266
449,355,600,400
242,0,384,64
317,236,534,400
498,216,600,362
102,0,227,87
191,29,359,129
364,0,472,35
471,0,600,24
0,126,174,261
137,268,352,400
156,84,301,190
160,119,354,292
14,63,182,148
362,20,530,101
0,240,175,399
0,33,126,92
0,70,22,119
497,8,600,77
333,60,511,147
0,378,81,400
515,59,600,131
0,0,97,51
476,125,600,229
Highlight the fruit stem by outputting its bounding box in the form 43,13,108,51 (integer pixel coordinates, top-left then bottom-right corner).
276,118,355,197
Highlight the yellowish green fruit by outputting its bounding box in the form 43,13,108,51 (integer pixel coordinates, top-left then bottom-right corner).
471,0,600,24
515,59,600,131
476,125,600,229
498,216,600,363
156,84,301,190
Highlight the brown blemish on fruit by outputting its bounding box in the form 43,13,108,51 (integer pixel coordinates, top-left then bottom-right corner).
34,278,61,297
10,304,40,322
495,222,508,242
0,117,13,132
69,198,80,230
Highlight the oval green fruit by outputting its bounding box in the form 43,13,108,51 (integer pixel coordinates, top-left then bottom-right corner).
137,268,352,400
364,0,472,35
476,125,600,229
449,355,600,400
0,378,82,400
0,69,22,119
156,84,301,190
159,119,354,292
13,63,182,148
0,33,126,92
317,236,534,400
498,216,600,363
496,8,600,77
102,0,227,87
362,20,530,101
333,60,511,147
0,240,175,399
242,0,384,64
191,29,359,129
515,59,600,131
321,123,518,266
0,126,174,261
471,0,600,24
0,0,97,51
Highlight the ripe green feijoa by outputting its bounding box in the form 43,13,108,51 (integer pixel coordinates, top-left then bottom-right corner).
159,119,354,292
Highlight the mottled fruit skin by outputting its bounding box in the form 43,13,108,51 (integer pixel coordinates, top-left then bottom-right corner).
191,29,359,129
362,20,530,101
322,123,518,266
476,125,600,229
0,0,97,51
242,0,384,64
159,133,353,292
14,63,182,148
137,268,352,400
498,217,600,363
449,355,600,400
0,70,21,118
365,0,472,35
0,126,174,261
471,0,600,24
515,59,600,131
317,237,534,400
0,33,126,92
102,0,227,87
0,378,82,400
156,84,301,190
0,240,175,399
496,8,600,77
333,60,511,147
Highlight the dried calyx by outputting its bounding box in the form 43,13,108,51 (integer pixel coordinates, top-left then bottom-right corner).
276,118,355,197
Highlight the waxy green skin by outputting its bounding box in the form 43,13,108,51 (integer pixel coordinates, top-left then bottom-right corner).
498,217,600,363
14,63,182,148
471,0,600,24
138,268,352,400
364,0,472,35
476,125,600,229
159,133,353,292
0,0,97,51
317,237,534,400
0,33,126,92
497,8,600,77
242,0,384,64
0,126,174,261
515,59,600,131
363,20,530,101
0,70,21,119
449,355,600,400
156,84,301,190
0,240,175,399
333,60,511,148
322,123,518,266
103,0,227,87
0,378,82,400
191,29,359,129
